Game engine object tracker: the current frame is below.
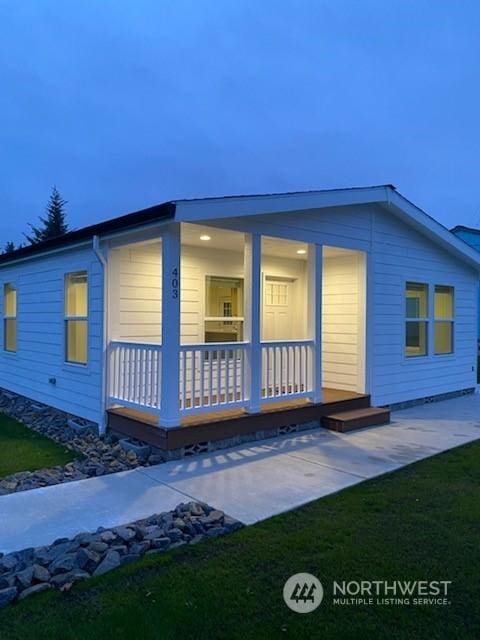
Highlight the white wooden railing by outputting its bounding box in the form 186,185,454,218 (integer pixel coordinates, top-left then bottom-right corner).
108,341,162,411
261,340,314,401
179,342,248,414
108,339,315,418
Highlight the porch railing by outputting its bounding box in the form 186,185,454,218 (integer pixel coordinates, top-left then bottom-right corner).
179,342,249,414
261,340,314,401
108,341,162,412
107,338,315,418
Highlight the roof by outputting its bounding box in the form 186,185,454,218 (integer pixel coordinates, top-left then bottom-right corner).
0,201,175,265
1,184,480,270
450,225,480,235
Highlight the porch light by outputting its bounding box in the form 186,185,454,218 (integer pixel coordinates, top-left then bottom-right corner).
200,234,211,241
296,249,307,255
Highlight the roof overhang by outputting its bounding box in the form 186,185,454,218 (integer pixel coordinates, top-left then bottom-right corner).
174,185,480,271
385,190,480,271
174,185,392,221
2,185,479,271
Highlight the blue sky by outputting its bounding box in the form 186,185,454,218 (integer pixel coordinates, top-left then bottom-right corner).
1,0,480,244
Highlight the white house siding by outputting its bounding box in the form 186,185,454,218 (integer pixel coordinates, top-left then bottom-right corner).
322,252,365,393
113,242,308,345
212,203,478,405
370,209,477,405
181,246,307,343
0,245,103,423
112,242,162,343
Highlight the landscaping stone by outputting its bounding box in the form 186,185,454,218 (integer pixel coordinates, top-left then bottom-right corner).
0,501,243,608
0,587,17,608
0,388,167,496
87,541,109,554
18,583,51,600
32,564,50,583
0,555,18,573
113,526,136,543
93,550,121,576
49,554,77,575
76,548,101,572
16,566,34,589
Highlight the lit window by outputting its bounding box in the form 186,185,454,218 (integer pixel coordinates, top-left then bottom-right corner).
405,282,428,357
65,271,88,364
3,283,17,352
204,276,244,343
265,282,288,306
434,285,454,355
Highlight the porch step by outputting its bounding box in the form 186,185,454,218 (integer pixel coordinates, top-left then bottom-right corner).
322,407,390,433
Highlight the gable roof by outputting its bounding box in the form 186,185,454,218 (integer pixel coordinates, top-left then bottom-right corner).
1,184,480,270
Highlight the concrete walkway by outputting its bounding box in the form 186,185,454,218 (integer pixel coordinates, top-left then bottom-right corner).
1,393,480,554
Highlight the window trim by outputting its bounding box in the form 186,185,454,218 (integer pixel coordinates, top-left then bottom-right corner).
3,282,17,354
64,270,89,366
403,279,455,361
203,273,245,344
434,285,455,355
405,282,429,358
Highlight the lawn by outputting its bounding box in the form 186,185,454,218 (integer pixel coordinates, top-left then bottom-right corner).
2,440,480,640
0,415,76,477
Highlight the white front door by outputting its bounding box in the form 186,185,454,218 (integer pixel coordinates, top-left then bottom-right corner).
263,277,295,340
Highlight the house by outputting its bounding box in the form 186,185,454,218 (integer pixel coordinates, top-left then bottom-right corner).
450,225,480,340
1,185,479,454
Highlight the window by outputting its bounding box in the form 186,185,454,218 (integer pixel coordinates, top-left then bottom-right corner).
434,285,454,354
265,281,288,306
204,276,244,343
3,283,17,352
405,282,428,357
65,271,88,364
405,281,455,357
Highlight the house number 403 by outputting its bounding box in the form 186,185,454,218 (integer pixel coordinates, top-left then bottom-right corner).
171,268,179,299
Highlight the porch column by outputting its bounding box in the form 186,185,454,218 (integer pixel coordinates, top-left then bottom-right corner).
159,223,181,427
244,233,262,413
308,244,323,403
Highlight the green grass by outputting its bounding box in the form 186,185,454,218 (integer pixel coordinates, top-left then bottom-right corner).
2,441,480,640
0,415,76,477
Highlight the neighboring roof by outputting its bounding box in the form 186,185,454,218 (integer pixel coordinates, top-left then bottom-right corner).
1,184,480,271
451,224,480,235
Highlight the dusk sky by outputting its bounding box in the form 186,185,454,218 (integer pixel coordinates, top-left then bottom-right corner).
1,0,480,245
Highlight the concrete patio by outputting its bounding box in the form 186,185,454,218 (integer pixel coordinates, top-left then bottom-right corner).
1,392,480,554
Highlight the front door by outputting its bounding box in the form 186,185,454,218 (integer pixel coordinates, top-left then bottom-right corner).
263,276,295,340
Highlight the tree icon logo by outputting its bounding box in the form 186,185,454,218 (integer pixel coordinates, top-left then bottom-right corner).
283,573,324,613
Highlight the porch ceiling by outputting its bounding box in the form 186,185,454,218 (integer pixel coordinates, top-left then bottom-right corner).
181,222,354,259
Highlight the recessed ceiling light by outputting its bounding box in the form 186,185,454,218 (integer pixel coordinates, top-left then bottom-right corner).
200,235,211,241
296,249,307,255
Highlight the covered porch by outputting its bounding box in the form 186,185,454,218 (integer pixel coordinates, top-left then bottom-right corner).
105,221,368,439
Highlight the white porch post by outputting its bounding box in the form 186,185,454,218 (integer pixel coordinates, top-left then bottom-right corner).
308,243,323,403
159,223,181,427
244,233,262,413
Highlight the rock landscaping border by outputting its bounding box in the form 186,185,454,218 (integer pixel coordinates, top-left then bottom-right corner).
0,389,165,496
0,501,242,608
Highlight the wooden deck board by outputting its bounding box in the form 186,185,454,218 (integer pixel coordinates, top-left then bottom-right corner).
107,389,371,450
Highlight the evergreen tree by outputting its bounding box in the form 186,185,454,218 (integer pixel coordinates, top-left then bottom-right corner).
25,186,69,244
2,241,17,254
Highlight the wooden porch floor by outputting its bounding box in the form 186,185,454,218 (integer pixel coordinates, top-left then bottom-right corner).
107,388,370,451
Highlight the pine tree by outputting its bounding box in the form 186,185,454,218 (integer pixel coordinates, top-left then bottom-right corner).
2,241,17,254
25,186,69,244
